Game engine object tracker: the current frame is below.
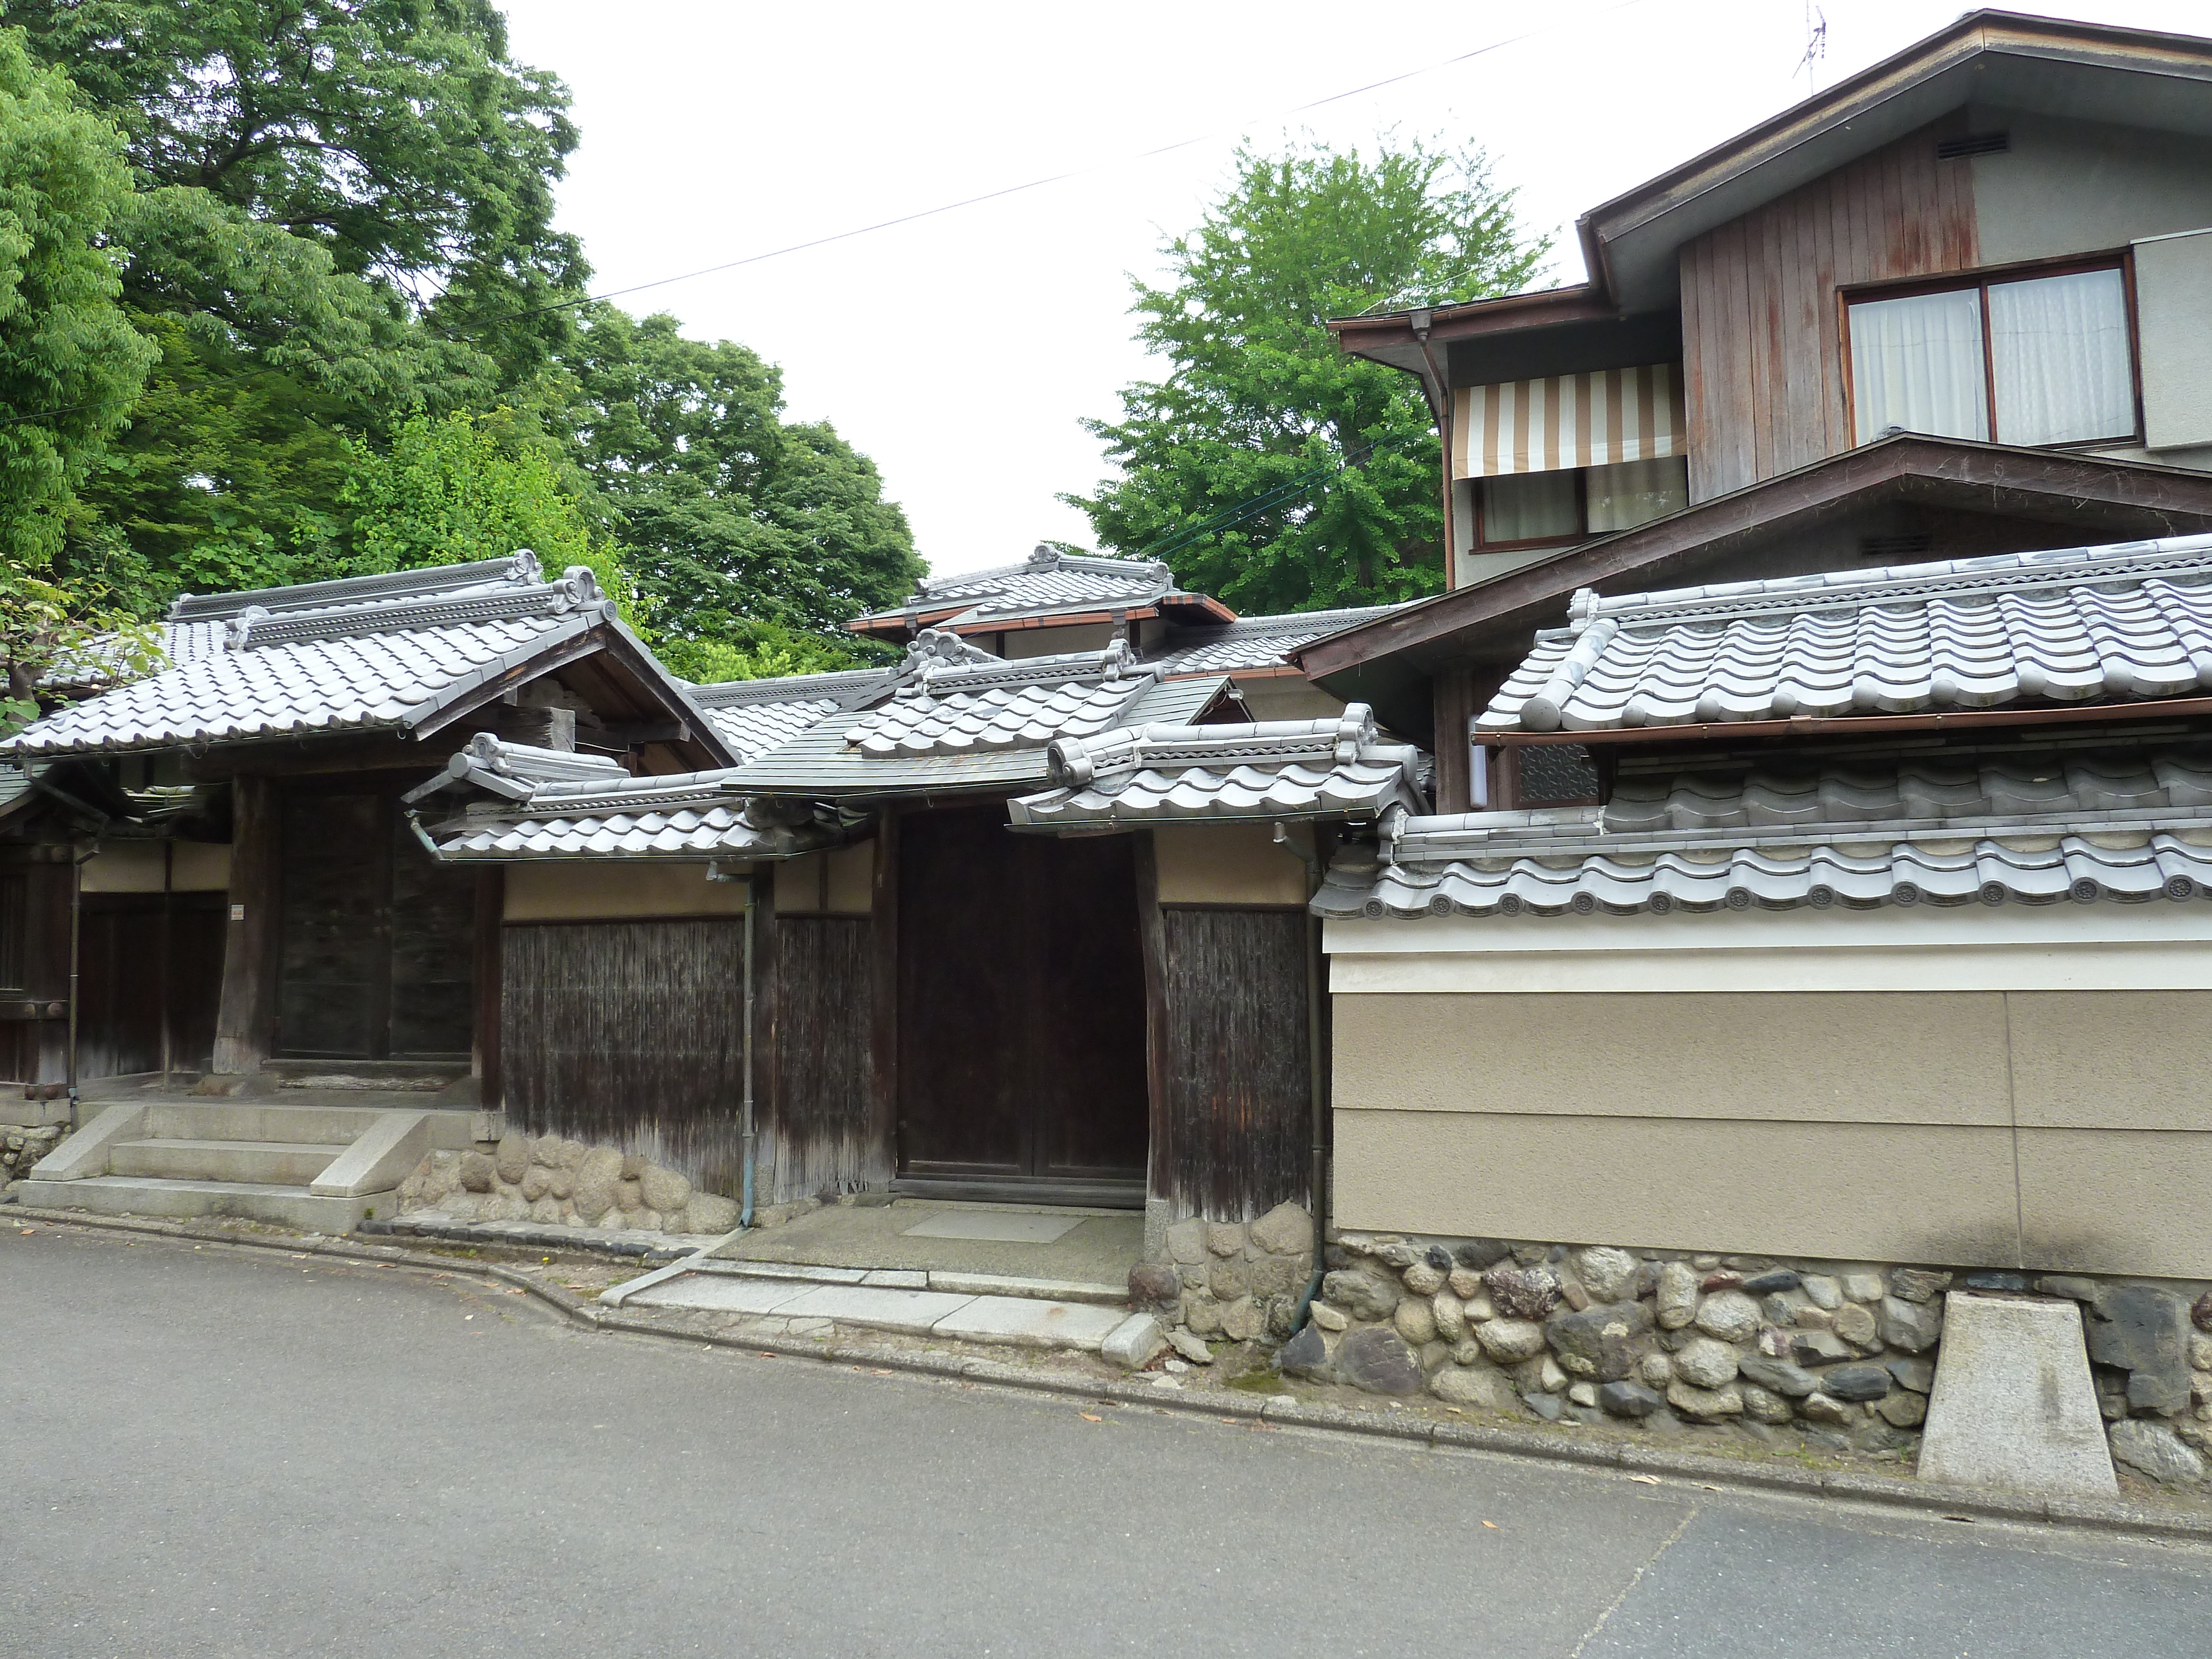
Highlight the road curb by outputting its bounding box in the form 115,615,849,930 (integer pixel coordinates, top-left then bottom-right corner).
10,1206,2210,1546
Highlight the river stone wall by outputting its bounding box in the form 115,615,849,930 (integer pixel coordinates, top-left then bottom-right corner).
1,1123,65,1187
1133,1221,2212,1488
393,1133,743,1238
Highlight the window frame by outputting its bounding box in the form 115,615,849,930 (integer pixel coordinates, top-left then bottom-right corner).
1469,468,1588,552
1838,251,2145,451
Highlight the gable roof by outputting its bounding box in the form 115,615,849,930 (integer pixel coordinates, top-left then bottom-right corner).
1009,705,1427,831
1478,531,2212,740
3,556,734,769
1331,10,2212,375
847,544,1233,638
1142,603,1407,679
1295,437,2212,690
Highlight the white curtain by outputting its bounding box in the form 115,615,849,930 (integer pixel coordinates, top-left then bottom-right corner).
1479,469,1579,542
1850,288,1989,444
1586,456,1690,534
1988,268,2133,445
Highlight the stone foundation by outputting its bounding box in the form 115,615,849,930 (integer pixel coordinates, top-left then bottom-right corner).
1139,1219,2212,1488
1,1123,65,1187
393,1131,743,1238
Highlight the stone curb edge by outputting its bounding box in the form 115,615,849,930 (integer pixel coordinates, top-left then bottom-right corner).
11,1206,2209,1547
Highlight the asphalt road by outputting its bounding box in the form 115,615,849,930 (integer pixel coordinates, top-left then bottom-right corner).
4,1224,2209,1658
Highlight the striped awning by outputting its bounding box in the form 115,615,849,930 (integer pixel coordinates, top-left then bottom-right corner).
1452,363,1686,479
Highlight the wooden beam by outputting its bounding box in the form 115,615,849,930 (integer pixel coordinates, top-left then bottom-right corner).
1431,669,1474,813
472,868,503,1107
210,775,281,1075
868,808,900,1189
1133,829,1172,1211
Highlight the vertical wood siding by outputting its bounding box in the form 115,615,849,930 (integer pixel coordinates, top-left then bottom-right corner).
1160,907,1310,1222
502,920,748,1194
764,914,881,1202
1681,117,1978,500
76,893,226,1080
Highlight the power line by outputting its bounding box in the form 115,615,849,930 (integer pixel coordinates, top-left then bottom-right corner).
435,0,1657,337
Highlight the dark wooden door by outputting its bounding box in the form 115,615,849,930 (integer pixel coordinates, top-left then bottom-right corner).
896,807,1148,1190
276,781,474,1060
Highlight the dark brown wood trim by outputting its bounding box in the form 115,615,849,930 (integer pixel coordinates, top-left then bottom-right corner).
1155,901,1310,914
408,631,608,743
210,776,280,1074
1495,692,2212,747
1432,667,1474,813
472,867,503,1106
868,808,900,1188
1134,828,1171,1208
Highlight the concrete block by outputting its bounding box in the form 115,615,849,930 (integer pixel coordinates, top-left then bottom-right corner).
11,1175,382,1233
27,1103,145,1181
1917,1291,2116,1499
1102,1313,1168,1371
310,1111,430,1197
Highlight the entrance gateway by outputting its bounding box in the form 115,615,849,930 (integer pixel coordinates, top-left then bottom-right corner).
893,805,1149,1206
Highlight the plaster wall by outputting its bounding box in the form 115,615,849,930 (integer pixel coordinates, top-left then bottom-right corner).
1153,823,1309,906
1330,986,2212,1278
81,842,231,893
773,843,872,915
503,861,747,921
1231,676,1345,721
1004,623,1114,660
1969,108,2212,267
2133,226,2212,453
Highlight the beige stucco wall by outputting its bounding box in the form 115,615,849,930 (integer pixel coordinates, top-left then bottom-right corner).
1154,823,1308,906
81,842,231,893
504,861,748,921
1971,108,2212,268
774,843,873,915
2133,226,2212,453
1232,675,1345,721
1332,988,2212,1278
1004,623,1113,660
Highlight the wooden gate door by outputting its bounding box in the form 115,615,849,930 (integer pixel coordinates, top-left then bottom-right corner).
896,806,1149,1199
275,780,474,1061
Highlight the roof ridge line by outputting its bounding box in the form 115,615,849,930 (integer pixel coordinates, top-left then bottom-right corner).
171,550,541,622
226,568,612,652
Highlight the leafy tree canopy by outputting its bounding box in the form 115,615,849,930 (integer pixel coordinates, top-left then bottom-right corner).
0,24,156,568
1066,138,1547,614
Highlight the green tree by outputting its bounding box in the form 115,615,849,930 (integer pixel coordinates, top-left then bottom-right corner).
8,0,586,373
341,407,648,630
0,25,157,568
545,305,921,651
1067,138,1546,613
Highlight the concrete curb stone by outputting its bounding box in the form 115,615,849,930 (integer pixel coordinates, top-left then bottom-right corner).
12,1207,2212,1546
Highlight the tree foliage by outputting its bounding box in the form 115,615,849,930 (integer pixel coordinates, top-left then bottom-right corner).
1067,139,1547,614
0,25,157,568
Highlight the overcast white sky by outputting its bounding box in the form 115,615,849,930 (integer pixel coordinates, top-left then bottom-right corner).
498,1,2211,578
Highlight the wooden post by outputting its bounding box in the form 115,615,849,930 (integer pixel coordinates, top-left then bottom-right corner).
1432,668,1474,813
211,776,281,1075
867,811,900,1188
1133,830,1172,1216
472,867,504,1108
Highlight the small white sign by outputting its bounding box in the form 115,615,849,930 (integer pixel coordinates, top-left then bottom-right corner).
229,904,246,922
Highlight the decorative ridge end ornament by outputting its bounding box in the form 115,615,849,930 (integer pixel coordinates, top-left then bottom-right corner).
507,547,545,585
221,605,270,652
1025,542,1061,570
458,731,627,783
550,565,608,614
900,627,999,677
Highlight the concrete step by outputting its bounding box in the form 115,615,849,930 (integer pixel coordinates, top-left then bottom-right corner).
142,1101,479,1149
12,1175,391,1234
259,1059,466,1092
616,1268,1138,1354
107,1138,351,1186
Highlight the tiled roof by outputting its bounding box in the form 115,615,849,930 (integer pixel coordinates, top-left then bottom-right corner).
1479,533,2212,735
1317,744,2212,920
1144,604,1407,677
0,762,30,826
3,561,630,758
1009,705,1426,829
846,638,1161,758
904,546,1172,611
686,666,894,764
411,736,832,862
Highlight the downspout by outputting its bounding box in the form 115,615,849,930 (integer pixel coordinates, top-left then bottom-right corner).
1272,822,1330,1335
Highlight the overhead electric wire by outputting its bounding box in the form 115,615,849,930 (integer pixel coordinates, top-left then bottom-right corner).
433,0,1657,337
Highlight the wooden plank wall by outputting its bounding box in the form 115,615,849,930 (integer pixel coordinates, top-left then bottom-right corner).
502,919,749,1194
0,853,70,1086
762,913,881,1202
1681,115,1978,501
76,893,226,1080
1159,906,1311,1222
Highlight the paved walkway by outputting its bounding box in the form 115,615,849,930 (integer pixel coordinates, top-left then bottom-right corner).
6,1222,2210,1658
715,1197,1143,1283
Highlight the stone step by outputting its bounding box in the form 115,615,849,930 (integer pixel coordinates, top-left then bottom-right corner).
692,1259,1129,1306
11,1175,391,1234
107,1138,352,1186
616,1269,1138,1353
142,1101,479,1148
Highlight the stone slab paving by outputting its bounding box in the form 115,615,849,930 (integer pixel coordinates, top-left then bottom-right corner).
716,1197,1141,1282
900,1209,1084,1243
625,1275,816,1316
768,1282,980,1334
930,1296,1128,1352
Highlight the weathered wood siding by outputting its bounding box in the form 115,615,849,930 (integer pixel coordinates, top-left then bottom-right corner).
1681,116,1979,500
0,852,72,1085
76,893,226,1079
762,912,881,1202
502,919,748,1193
1159,906,1312,1221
